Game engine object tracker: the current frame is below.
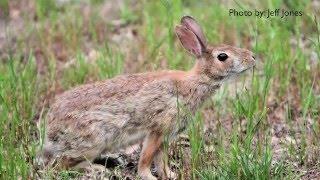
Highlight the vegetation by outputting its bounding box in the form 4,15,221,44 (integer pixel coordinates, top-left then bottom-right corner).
0,0,319,179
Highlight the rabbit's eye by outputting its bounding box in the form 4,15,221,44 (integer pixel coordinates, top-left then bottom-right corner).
217,53,228,61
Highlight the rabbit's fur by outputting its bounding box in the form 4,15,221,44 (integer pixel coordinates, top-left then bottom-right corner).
39,16,255,180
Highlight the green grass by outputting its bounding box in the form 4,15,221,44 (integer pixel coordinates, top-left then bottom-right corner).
0,55,39,179
0,0,319,179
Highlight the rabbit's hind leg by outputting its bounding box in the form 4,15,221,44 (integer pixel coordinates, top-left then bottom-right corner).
73,160,107,173
55,143,105,171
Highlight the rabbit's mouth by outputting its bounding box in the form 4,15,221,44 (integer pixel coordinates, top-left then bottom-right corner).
233,63,255,74
228,67,250,74
238,68,250,73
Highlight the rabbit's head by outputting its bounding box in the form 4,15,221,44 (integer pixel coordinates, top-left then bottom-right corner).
175,16,255,81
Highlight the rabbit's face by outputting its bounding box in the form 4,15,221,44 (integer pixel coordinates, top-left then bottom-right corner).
175,16,255,81
201,45,255,79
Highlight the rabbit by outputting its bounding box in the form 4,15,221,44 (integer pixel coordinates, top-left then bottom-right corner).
39,16,255,180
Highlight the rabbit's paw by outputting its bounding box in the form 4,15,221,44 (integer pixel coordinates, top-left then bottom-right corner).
166,169,177,180
139,170,157,180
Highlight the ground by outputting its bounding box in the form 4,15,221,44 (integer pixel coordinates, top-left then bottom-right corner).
0,0,319,179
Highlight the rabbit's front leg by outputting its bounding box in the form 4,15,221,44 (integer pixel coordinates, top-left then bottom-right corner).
154,147,177,179
138,132,163,180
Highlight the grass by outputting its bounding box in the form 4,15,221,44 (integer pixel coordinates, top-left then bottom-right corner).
0,0,319,179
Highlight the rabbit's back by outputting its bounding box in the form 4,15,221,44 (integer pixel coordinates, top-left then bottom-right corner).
52,71,186,112
47,70,187,123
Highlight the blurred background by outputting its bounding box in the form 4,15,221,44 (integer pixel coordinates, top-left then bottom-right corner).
0,0,319,179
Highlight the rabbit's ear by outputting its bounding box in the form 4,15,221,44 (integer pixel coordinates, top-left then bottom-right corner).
175,25,203,57
180,16,207,50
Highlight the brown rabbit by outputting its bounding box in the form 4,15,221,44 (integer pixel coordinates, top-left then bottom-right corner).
39,16,255,180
